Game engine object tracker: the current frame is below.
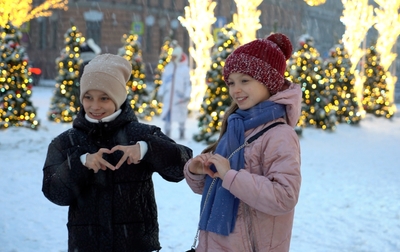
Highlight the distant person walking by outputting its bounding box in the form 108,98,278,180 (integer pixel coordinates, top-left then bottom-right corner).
158,45,192,139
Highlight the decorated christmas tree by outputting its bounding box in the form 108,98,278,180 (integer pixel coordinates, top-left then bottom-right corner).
324,42,361,124
0,21,40,130
286,34,336,134
118,32,149,119
193,24,241,143
145,36,179,120
48,25,84,123
361,45,395,119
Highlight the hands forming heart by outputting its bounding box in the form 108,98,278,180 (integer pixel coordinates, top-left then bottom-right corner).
85,144,141,173
189,153,231,180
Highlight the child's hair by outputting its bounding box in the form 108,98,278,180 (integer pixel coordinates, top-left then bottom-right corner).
202,101,238,153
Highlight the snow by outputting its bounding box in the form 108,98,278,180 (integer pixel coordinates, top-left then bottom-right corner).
1,86,400,252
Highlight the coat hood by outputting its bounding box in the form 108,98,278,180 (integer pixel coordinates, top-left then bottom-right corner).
269,81,302,128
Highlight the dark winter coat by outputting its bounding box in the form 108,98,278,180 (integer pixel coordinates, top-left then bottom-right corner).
42,100,192,252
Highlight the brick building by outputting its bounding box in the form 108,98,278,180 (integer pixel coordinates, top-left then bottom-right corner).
23,0,328,80
25,0,399,101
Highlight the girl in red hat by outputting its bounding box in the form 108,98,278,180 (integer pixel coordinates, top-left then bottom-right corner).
184,33,302,252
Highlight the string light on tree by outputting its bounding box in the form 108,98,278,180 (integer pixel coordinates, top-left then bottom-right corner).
373,0,400,114
178,0,216,112
0,21,40,129
147,37,178,119
118,32,149,120
362,45,395,118
232,0,262,45
48,24,84,123
0,0,68,28
324,42,362,124
285,34,336,133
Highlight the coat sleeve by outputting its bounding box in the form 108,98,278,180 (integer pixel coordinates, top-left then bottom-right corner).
183,159,206,194
42,131,93,206
222,125,301,216
141,126,193,182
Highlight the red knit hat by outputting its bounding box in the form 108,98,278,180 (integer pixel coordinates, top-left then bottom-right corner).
223,33,293,95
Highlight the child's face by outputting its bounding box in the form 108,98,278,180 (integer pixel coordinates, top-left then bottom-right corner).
82,90,117,120
227,73,271,110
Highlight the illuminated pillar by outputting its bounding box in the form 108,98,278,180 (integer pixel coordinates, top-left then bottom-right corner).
178,0,216,112
340,0,376,117
232,0,262,45
374,0,400,109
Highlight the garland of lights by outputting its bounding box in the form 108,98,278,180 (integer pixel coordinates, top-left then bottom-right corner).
232,0,262,45
178,0,216,112
0,0,68,28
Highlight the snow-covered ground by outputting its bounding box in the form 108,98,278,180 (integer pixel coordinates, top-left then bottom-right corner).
1,86,399,252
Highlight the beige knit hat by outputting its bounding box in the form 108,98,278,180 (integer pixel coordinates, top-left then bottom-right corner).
80,53,131,109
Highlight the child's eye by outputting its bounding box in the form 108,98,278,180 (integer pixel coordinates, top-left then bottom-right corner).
227,81,234,86
101,97,110,101
83,95,92,100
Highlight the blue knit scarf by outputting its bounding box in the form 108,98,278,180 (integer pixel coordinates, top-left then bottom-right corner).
198,100,286,236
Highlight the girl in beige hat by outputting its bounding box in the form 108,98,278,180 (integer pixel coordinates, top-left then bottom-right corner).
42,53,192,252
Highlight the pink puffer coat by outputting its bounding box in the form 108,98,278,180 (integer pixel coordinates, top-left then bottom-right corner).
184,83,302,252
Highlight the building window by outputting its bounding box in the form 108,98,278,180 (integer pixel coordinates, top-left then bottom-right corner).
84,10,104,46
86,21,102,46
145,15,155,53
158,17,167,50
51,19,58,49
39,18,47,49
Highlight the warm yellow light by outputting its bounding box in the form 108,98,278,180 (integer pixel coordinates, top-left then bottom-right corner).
232,0,262,44
340,0,375,118
374,0,400,110
341,0,375,70
178,0,216,112
304,0,326,6
0,0,68,28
